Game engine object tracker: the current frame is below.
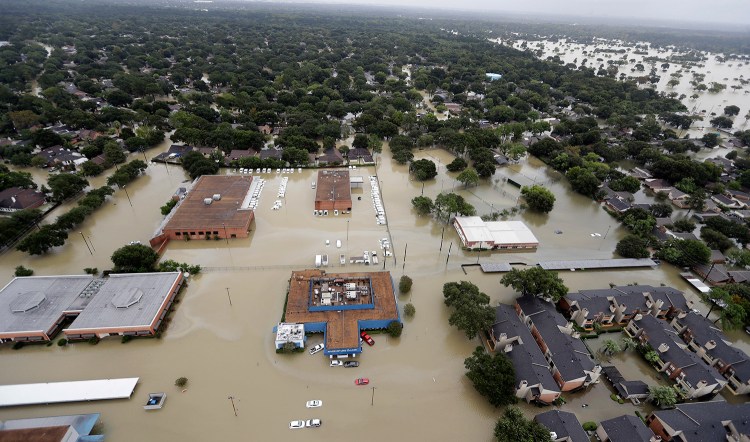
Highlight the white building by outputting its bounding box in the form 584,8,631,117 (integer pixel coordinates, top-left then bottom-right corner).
453,216,539,250
275,323,305,350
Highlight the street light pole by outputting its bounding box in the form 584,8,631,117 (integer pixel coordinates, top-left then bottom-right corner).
80,232,93,255
226,287,232,307
371,386,376,406
228,396,237,417
222,223,229,245
122,186,133,207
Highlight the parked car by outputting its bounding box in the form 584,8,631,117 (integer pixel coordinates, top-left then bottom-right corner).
289,420,305,429
305,419,322,428
344,361,359,368
330,360,343,367
306,400,322,408
360,331,375,346
309,343,324,355
354,377,369,386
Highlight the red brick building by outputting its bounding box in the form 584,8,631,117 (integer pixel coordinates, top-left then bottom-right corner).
314,170,352,211
150,175,254,248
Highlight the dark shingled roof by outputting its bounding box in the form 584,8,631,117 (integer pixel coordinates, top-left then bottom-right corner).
534,410,588,442
516,295,596,382
563,285,688,320
491,305,559,394
600,415,654,442
649,402,750,441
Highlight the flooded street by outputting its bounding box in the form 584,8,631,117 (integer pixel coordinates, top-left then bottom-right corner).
2,137,749,440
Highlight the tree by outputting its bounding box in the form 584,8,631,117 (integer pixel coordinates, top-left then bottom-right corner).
685,190,706,216
411,196,434,216
464,347,517,408
399,275,413,293
566,166,601,198
644,350,660,365
111,244,159,273
404,303,416,317
500,267,568,302
434,193,475,222
710,116,733,129
701,133,720,148
449,167,478,189
648,385,677,409
700,228,734,252
352,134,369,149
386,320,403,337
446,157,467,172
14,265,34,276
616,234,651,259
724,105,740,116
410,159,437,181
520,185,555,213
600,339,622,356
175,377,188,388
443,281,495,339
655,238,711,267
47,174,89,202
493,406,551,442
16,225,68,255
716,302,747,330
79,161,104,177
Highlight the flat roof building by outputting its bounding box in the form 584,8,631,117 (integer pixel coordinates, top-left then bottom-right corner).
150,175,254,248
282,270,399,356
453,216,538,250
0,413,104,442
315,170,352,212
0,272,183,342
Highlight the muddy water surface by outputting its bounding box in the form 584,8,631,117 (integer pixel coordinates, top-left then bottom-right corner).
1,142,749,441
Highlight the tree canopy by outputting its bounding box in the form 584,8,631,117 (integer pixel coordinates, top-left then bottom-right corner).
500,267,568,302
111,244,159,273
443,281,495,339
520,185,556,213
464,346,517,408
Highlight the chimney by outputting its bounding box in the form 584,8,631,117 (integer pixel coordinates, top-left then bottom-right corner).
705,340,717,350
658,343,670,353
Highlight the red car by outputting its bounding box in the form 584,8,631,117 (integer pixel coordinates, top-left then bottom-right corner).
354,378,369,386
360,331,375,346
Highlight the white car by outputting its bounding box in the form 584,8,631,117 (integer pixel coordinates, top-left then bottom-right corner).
309,343,324,355
306,400,322,408
306,419,322,428
289,420,305,429
330,360,343,367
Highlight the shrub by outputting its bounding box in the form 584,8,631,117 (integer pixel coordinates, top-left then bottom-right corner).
12,341,25,350
175,377,188,388
88,337,99,345
57,339,68,346
121,335,132,344
14,265,34,277
386,321,403,337
404,303,416,317
582,422,597,431
399,275,413,294
84,267,99,275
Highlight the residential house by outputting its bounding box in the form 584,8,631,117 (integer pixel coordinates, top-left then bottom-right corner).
488,305,561,404
728,189,750,203
601,366,650,404
317,148,344,166
516,295,602,392
629,167,652,180
597,415,656,442
711,193,745,209
666,187,690,208
691,263,731,285
0,187,46,212
259,148,283,161
226,149,255,163
444,103,462,115
534,410,588,442
257,125,272,135
558,285,691,331
646,402,750,441
671,312,750,395
625,315,726,399
36,146,86,169
153,144,194,163
644,178,672,193
348,147,373,164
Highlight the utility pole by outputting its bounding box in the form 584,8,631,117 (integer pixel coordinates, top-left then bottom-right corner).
371,387,376,406
122,186,133,207
228,396,237,417
402,243,407,273
80,232,93,255
445,242,452,267
439,226,445,252
226,287,232,307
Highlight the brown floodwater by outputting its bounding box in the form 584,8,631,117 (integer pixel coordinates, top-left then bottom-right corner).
1,139,748,441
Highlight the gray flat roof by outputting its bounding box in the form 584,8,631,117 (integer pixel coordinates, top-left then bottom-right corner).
479,262,512,273
538,258,656,270
0,378,138,407
0,276,94,337
67,272,181,332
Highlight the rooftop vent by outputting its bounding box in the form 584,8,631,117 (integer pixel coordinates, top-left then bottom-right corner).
112,287,143,309
212,193,221,201
10,291,46,313
203,198,213,205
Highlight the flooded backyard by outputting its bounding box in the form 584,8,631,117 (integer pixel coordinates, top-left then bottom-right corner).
1,133,750,440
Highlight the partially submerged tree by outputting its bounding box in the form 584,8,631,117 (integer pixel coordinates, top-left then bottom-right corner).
500,268,568,302
464,346,517,408
443,281,494,339
520,185,555,213
493,406,552,442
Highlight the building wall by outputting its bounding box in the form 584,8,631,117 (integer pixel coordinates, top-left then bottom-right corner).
162,216,253,242
314,199,352,211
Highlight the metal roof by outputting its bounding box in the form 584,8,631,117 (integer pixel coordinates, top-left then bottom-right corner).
67,272,181,331
537,258,656,270
0,378,138,407
479,262,512,273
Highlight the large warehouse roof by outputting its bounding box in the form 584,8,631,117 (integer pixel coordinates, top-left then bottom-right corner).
164,175,253,231
67,272,182,331
315,170,351,203
454,216,538,246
